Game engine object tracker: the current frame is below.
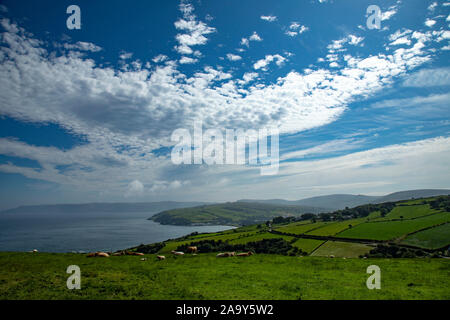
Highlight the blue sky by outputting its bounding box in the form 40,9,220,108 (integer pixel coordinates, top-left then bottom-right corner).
0,0,449,210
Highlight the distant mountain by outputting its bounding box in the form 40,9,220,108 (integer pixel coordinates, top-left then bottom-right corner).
239,189,450,211
294,194,380,210
1,201,210,215
238,195,378,210
373,189,450,204
238,199,306,206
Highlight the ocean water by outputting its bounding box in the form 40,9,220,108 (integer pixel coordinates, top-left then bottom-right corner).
0,211,233,253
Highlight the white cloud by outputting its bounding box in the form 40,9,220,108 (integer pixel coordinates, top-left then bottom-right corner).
249,32,262,42
281,139,364,161
253,54,286,70
170,137,450,202
63,41,102,52
425,19,436,27
285,22,309,37
226,53,242,61
261,15,277,22
179,56,198,64
348,35,364,45
327,34,364,52
240,38,249,47
237,72,258,85
285,31,298,37
152,54,168,63
403,67,450,87
0,17,445,200
241,32,263,48
173,3,216,56
126,180,144,197
370,93,450,109
119,52,133,60
381,7,398,21
428,2,438,11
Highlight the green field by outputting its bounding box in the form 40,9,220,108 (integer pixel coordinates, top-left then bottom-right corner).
274,221,328,235
291,239,324,253
306,218,367,236
402,223,450,249
228,232,294,244
311,241,373,258
338,212,450,241
376,205,439,221
0,252,449,300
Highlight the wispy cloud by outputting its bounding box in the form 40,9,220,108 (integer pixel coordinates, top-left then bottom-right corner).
261,15,277,22
403,67,450,87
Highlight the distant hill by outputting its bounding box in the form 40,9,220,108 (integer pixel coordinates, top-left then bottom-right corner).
238,195,379,210
150,202,327,226
239,189,450,211
373,189,450,204
1,201,210,215
294,194,379,210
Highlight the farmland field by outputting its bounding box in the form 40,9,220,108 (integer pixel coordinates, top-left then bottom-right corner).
376,204,439,221
310,241,373,258
274,221,328,235
338,211,450,240
228,232,294,244
401,223,450,249
291,239,324,253
306,218,367,236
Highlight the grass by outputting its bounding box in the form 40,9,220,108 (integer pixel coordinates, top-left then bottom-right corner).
401,223,450,249
291,239,324,254
228,232,294,244
377,205,439,221
274,221,329,235
306,218,367,236
338,211,450,241
0,252,449,300
311,241,373,258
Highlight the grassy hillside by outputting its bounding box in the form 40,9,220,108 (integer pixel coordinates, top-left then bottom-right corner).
402,223,450,249
150,202,323,226
337,212,450,241
0,252,448,300
311,241,373,258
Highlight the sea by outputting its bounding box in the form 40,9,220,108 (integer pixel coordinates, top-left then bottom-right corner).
0,211,233,253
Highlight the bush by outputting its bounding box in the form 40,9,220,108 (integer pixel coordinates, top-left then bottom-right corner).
176,238,306,256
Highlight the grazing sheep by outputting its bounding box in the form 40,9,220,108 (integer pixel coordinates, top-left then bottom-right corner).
125,251,144,256
87,252,109,258
237,251,253,257
216,252,236,258
186,246,198,254
157,255,166,260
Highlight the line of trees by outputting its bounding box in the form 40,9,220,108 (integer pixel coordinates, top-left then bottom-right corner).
177,238,307,256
